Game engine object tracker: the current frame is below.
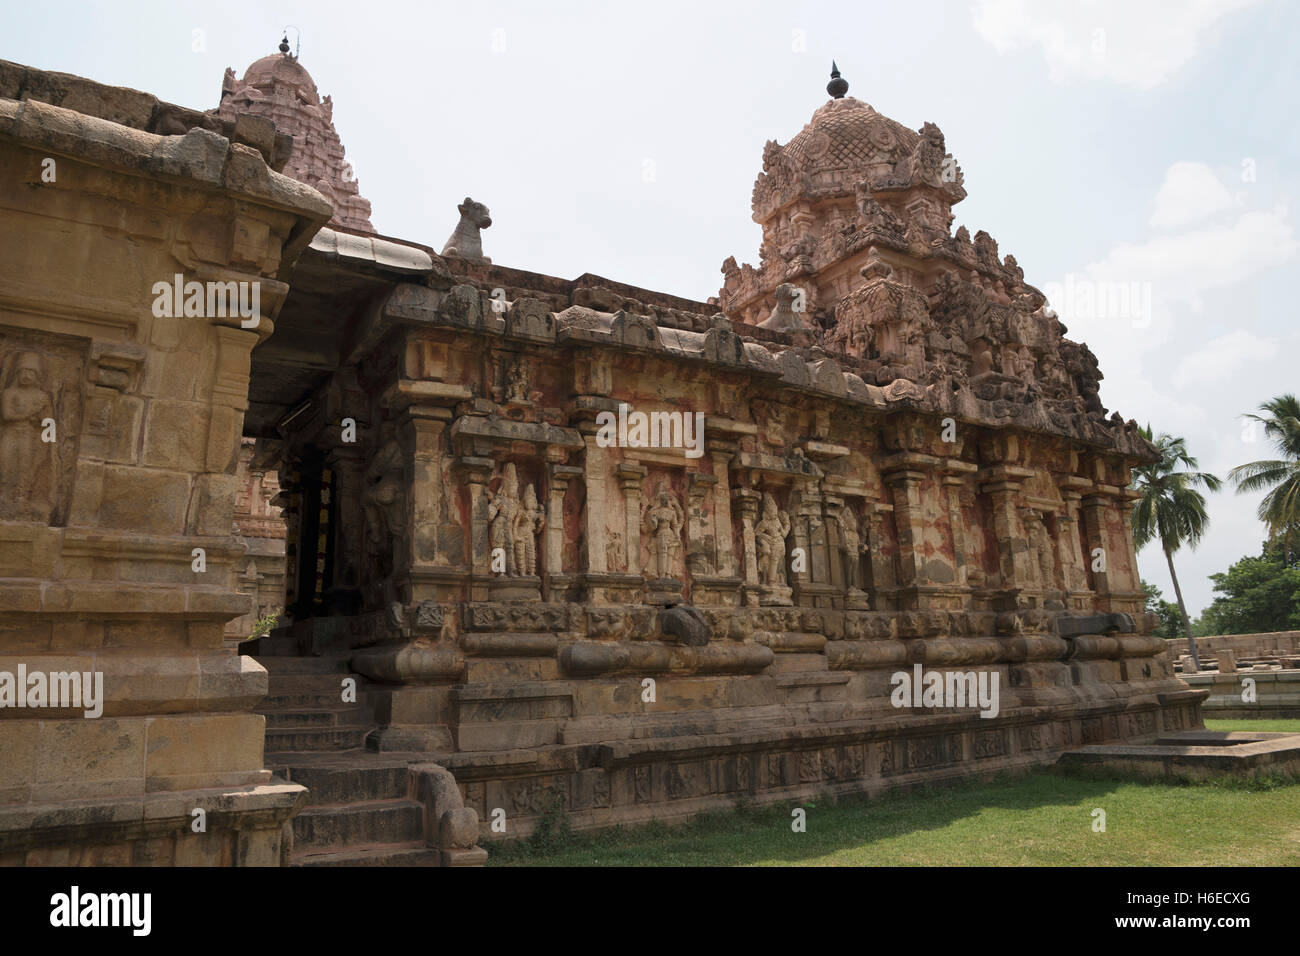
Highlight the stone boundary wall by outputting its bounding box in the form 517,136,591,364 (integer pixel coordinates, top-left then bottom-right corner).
1168,632,1300,659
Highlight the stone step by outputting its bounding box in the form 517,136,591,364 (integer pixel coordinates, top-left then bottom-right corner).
292,799,424,850
272,762,411,805
265,707,371,730
262,689,369,710
292,842,441,867
265,725,371,753
267,673,359,697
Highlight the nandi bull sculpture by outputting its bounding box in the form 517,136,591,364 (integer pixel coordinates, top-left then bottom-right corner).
440,197,492,264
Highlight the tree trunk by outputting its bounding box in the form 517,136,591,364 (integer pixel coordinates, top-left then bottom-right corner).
1165,546,1199,671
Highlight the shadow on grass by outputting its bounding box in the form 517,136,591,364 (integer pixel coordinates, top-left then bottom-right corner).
487,767,1169,867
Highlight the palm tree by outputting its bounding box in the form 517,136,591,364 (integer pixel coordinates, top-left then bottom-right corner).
1228,394,1300,561
1130,426,1221,670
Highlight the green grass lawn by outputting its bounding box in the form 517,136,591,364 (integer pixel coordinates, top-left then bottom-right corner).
1204,718,1300,733
490,718,1300,867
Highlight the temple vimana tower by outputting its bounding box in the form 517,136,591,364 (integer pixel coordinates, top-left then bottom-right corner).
0,43,1204,867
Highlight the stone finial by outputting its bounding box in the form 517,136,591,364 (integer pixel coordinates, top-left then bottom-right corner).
279,35,290,55
827,61,849,99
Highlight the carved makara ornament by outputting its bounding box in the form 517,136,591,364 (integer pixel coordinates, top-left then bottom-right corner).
640,481,684,579
753,492,792,586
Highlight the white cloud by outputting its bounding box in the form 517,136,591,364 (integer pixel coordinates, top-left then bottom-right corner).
972,0,1260,89
1149,161,1235,230
1171,329,1279,388
1083,206,1296,307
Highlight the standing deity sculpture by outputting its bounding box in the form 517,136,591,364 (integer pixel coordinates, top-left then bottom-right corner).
512,484,545,576
753,493,792,586
505,358,530,404
0,351,57,517
486,463,522,575
640,481,684,579
1029,513,1058,589
837,506,869,592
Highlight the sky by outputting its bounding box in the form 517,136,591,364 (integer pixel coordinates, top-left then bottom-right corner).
5,0,1298,617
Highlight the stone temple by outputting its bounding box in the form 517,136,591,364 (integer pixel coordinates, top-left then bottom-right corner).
0,44,1206,866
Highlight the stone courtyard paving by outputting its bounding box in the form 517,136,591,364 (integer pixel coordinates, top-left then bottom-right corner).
490,719,1300,867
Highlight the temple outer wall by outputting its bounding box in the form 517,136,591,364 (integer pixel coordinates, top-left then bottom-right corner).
0,83,330,865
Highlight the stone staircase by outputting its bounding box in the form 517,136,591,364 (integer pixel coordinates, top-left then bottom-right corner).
269,754,441,867
251,651,460,866
259,655,373,753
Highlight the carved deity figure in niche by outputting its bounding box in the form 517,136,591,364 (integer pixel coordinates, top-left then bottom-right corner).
505,358,530,404
754,493,792,586
512,484,545,576
837,507,869,591
640,481,684,579
486,463,523,575
0,351,57,517
605,530,625,573
361,442,405,561
1028,512,1058,589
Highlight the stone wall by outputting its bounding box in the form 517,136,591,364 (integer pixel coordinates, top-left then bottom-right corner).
0,65,329,865
1168,631,1300,660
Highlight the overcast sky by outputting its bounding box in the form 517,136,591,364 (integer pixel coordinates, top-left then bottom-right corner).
6,0,1298,616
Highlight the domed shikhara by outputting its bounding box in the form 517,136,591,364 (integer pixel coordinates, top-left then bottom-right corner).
753,96,927,220
717,64,1149,458
211,42,374,235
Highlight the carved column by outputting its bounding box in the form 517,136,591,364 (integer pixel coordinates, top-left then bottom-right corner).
546,462,583,598
710,447,737,577
581,432,610,575
882,462,927,589
978,464,1036,595
686,471,718,578
456,456,494,601
615,462,648,574
866,502,896,600
1080,494,1111,597
943,476,967,587
733,486,761,606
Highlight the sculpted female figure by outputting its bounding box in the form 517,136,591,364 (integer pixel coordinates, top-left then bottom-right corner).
753,492,792,586
0,351,57,515
640,481,684,579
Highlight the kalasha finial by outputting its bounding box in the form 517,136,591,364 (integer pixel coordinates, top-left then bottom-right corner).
279,35,291,55
827,61,848,99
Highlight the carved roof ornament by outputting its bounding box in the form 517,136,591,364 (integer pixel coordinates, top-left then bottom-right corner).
827,61,849,99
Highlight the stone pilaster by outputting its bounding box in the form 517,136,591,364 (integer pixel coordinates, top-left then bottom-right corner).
456,456,495,601
978,464,1037,595
546,462,583,598
709,448,737,577
615,463,648,575
733,487,761,606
